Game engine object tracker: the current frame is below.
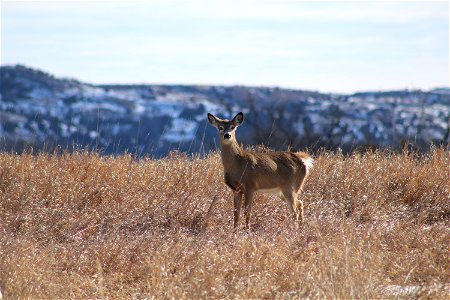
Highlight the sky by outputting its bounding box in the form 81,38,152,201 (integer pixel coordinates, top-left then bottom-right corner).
1,0,449,94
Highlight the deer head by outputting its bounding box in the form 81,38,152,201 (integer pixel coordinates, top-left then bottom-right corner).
207,112,244,144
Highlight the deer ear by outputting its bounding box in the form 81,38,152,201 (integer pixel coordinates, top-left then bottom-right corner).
232,112,244,126
207,113,219,127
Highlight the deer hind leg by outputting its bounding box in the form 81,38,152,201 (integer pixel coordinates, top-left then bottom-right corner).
233,192,243,229
243,190,254,230
296,197,304,224
282,189,303,227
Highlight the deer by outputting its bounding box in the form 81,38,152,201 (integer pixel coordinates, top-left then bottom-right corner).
207,112,313,230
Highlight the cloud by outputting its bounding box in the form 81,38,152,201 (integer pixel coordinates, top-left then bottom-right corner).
169,1,449,23
4,1,448,22
2,0,448,93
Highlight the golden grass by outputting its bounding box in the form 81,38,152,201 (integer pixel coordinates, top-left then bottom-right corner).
0,147,449,299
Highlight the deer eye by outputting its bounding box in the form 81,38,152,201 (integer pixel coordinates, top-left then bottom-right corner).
230,125,235,130
219,126,224,131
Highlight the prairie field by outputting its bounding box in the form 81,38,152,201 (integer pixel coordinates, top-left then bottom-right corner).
0,147,449,299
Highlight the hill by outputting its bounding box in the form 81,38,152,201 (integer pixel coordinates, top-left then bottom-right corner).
1,65,449,155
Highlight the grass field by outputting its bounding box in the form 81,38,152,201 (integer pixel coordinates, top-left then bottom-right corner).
0,147,449,299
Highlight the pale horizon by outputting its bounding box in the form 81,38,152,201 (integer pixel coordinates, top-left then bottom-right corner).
2,0,449,94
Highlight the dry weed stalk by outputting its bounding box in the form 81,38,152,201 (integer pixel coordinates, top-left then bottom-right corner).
0,147,448,298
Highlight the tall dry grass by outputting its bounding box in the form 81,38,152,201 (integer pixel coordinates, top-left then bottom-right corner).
0,147,449,299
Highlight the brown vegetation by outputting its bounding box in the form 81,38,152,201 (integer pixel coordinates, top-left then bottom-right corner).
0,147,449,299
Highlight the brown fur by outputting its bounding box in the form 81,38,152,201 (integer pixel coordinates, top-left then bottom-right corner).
208,112,313,229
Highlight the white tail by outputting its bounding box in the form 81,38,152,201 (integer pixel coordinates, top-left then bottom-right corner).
300,155,314,177
208,112,313,230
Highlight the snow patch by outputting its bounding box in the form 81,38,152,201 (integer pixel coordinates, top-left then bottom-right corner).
162,119,198,143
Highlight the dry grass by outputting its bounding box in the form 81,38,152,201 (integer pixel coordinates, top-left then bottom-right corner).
0,147,449,299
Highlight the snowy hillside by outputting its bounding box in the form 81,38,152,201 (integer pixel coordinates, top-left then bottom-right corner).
1,65,449,155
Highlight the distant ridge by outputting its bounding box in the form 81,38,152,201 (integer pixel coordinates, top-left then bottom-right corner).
1,65,449,155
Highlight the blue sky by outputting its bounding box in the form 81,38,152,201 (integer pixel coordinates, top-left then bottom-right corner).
1,0,449,93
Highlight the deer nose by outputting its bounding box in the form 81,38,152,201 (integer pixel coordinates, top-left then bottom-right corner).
224,132,232,139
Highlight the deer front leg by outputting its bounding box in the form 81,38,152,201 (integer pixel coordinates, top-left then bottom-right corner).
243,190,254,230
233,192,243,229
225,173,238,190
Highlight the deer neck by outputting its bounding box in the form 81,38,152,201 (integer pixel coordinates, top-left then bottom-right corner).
220,139,243,169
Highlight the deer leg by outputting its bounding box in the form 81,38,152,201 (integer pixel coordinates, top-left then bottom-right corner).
233,192,243,229
283,190,303,228
296,197,304,224
243,190,254,230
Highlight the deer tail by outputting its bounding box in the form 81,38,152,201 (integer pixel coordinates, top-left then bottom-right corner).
295,152,314,176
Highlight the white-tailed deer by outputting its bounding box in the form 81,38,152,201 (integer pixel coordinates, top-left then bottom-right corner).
207,112,313,230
